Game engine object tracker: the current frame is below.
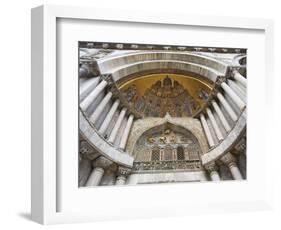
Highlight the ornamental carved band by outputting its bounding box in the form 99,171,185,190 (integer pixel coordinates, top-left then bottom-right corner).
133,160,202,172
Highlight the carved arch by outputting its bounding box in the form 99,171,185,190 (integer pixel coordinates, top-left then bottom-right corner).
125,114,209,159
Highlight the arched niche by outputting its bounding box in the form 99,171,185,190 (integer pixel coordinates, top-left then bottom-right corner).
132,122,203,172
125,114,209,157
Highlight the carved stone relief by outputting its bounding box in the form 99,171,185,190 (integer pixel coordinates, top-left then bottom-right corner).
122,76,201,117
132,123,203,172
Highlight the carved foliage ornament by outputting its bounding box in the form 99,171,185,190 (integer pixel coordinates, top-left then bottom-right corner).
117,166,131,177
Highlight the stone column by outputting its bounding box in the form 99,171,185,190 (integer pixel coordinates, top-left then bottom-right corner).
85,156,112,186
126,174,138,185
221,82,246,110
79,158,92,187
217,92,238,121
89,91,113,123
108,108,127,144
80,80,108,111
115,166,131,185
220,153,243,180
119,114,134,150
206,108,223,141
99,99,120,135
233,70,247,87
80,76,100,102
205,162,221,181
200,113,215,147
227,79,246,102
211,100,231,132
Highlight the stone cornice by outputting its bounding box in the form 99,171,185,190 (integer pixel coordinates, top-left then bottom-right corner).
79,41,247,54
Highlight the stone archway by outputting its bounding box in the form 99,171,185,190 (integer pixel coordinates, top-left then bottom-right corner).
132,122,203,172
125,113,209,157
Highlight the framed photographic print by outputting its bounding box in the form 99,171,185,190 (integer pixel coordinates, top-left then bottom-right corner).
31,5,274,225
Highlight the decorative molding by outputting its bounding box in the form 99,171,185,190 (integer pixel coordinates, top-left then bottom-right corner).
133,160,202,172
79,41,247,54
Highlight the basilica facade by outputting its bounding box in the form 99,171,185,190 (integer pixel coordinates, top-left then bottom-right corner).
78,42,247,186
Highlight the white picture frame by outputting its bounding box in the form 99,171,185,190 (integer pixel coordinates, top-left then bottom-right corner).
31,4,274,225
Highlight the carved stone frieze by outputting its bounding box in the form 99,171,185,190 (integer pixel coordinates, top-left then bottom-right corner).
79,41,247,54
132,160,202,172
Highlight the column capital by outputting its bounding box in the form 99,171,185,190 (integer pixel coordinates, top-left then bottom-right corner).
220,152,237,167
117,166,131,177
80,140,94,154
215,75,227,87
204,162,218,173
100,74,114,86
80,140,100,160
93,156,113,169
229,67,241,78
